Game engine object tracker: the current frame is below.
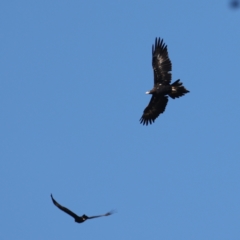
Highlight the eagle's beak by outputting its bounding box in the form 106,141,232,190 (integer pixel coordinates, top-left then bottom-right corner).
145,91,150,94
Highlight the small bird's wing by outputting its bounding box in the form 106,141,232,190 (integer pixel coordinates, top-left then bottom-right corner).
51,194,79,219
87,210,115,219
140,95,168,125
152,38,172,84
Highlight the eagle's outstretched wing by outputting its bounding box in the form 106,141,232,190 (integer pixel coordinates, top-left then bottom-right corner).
51,194,79,219
88,210,115,219
152,38,172,84
140,95,168,125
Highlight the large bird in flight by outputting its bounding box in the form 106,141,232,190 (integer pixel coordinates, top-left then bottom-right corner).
51,194,114,223
140,37,189,125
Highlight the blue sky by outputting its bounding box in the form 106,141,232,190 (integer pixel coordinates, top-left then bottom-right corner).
1,1,240,239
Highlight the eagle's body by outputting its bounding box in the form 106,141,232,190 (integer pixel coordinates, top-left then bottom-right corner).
51,194,114,224
146,84,171,95
140,38,189,125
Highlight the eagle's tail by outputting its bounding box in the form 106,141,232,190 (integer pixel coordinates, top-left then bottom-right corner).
169,79,189,99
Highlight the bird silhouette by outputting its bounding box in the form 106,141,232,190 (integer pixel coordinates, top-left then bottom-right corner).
51,194,114,223
140,37,189,125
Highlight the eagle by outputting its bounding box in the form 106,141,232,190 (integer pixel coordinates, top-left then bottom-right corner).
51,194,114,223
140,37,189,125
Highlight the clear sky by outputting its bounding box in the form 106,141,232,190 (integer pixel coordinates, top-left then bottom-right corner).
1,1,240,239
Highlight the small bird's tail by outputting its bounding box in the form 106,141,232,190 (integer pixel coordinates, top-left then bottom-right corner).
169,79,189,99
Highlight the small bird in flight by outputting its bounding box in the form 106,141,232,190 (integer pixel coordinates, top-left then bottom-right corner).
140,37,189,125
51,194,114,223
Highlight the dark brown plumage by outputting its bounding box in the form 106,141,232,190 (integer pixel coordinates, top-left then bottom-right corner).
51,194,114,223
140,38,189,125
